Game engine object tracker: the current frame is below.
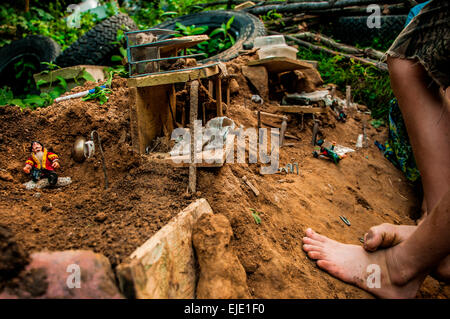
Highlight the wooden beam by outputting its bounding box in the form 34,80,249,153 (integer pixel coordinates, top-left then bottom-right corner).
127,64,219,88
247,57,312,74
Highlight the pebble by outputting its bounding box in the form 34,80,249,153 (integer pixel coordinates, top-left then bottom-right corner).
94,213,107,223
33,192,41,198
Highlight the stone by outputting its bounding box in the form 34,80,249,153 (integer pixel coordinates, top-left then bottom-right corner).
0,250,123,299
116,198,214,299
193,214,250,299
23,177,72,190
229,78,239,95
294,68,324,93
241,65,268,99
94,213,107,223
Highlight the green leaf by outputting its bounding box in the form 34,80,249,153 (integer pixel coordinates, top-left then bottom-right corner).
226,16,235,30
250,209,261,225
209,28,224,38
81,70,95,82
36,79,47,88
56,76,68,91
111,55,123,62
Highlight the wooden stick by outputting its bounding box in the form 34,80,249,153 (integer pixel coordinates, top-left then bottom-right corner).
189,81,199,194
257,110,261,130
216,77,223,117
242,176,260,196
346,85,351,109
280,119,288,147
254,110,288,121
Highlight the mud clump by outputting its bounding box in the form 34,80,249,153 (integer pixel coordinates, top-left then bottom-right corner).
0,225,30,291
193,214,250,299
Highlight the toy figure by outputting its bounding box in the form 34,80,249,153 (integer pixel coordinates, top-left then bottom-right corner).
23,141,60,186
313,139,344,164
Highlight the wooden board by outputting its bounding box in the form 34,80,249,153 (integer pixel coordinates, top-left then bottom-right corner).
160,35,209,55
133,85,175,153
127,64,219,88
247,57,312,74
276,105,327,113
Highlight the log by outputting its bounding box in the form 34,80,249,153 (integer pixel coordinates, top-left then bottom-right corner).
246,0,403,15
292,32,384,60
272,32,388,71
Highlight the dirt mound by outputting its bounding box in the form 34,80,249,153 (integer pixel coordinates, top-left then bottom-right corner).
193,214,250,299
0,55,448,298
0,226,29,289
0,77,198,268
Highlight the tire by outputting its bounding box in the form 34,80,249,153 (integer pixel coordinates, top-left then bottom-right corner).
55,13,137,68
0,35,60,95
154,10,266,62
0,35,60,74
330,15,407,46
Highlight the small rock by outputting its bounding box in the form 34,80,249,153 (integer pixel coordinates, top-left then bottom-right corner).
33,193,41,199
41,205,52,212
94,213,107,223
195,191,202,197
0,170,13,182
229,78,239,95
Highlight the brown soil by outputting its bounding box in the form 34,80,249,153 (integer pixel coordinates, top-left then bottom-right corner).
0,54,448,298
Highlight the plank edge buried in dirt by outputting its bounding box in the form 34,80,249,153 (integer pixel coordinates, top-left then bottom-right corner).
116,198,214,299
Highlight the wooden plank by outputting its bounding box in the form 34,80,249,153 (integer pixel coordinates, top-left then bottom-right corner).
160,35,209,55
247,57,312,74
275,105,327,113
135,85,171,153
116,199,214,299
128,64,219,88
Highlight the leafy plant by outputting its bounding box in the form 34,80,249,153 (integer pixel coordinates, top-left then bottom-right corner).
370,119,386,128
176,16,235,58
261,9,284,27
250,208,262,225
82,86,112,105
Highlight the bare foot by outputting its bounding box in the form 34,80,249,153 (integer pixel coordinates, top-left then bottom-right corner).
302,228,425,298
363,223,415,252
363,223,450,282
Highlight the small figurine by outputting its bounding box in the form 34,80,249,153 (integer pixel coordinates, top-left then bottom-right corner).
313,139,344,164
23,141,60,186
